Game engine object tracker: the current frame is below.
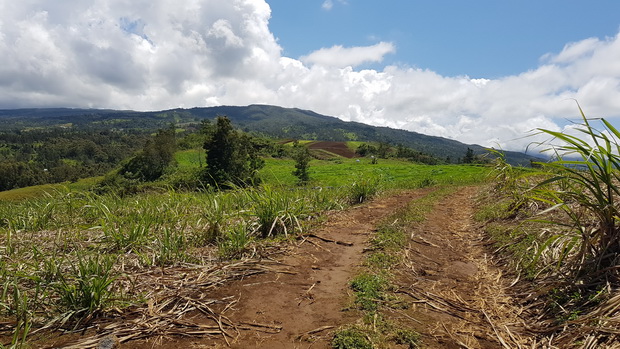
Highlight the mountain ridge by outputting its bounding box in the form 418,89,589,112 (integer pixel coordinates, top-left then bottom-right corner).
0,104,538,165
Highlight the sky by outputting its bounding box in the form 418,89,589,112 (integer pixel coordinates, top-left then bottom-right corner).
1,1,620,152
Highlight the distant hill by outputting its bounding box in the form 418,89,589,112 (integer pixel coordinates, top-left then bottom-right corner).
0,104,539,165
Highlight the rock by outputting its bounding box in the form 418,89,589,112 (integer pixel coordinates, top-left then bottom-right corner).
97,334,120,349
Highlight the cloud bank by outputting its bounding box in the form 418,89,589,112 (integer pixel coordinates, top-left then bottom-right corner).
1,0,619,152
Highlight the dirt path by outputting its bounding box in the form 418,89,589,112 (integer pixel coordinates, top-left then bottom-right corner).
206,189,434,348
394,186,528,348
128,186,528,348
129,189,432,349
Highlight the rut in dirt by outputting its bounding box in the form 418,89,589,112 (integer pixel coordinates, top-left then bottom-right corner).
393,186,531,348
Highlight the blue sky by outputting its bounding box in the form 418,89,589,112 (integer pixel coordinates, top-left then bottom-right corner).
267,0,620,78
1,0,620,151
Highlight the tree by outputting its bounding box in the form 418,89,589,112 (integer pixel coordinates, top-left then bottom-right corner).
119,126,177,181
201,116,264,188
291,141,311,184
463,147,475,164
377,142,391,158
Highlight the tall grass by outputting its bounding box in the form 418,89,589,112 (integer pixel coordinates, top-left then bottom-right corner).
531,103,620,280
52,253,117,321
349,177,380,204
246,186,306,238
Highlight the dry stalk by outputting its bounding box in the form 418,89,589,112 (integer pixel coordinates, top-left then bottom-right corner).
55,257,288,348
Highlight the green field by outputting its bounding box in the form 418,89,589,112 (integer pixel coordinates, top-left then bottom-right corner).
261,157,488,188
0,177,102,201
0,153,489,202
174,149,205,168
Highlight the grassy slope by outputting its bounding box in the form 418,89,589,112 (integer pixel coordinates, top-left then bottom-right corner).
1,150,489,201
0,177,101,201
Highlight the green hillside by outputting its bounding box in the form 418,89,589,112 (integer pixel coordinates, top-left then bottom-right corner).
0,104,539,165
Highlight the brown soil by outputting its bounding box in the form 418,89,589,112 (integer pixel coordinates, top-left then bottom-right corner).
57,186,531,348
393,186,529,348
307,141,358,158
128,189,433,349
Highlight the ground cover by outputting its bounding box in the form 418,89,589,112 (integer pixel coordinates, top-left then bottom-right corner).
261,157,488,188
0,150,491,348
0,177,102,201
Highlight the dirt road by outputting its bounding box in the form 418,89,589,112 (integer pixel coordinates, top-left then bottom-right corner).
128,186,528,348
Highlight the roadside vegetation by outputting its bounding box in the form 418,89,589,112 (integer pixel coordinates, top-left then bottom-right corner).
477,104,620,348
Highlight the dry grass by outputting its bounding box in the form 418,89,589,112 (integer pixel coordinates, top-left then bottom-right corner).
28,256,291,348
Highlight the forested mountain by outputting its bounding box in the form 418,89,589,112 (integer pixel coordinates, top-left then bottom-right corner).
0,104,538,166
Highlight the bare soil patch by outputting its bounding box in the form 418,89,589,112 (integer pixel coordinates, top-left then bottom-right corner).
393,186,531,348
307,141,358,159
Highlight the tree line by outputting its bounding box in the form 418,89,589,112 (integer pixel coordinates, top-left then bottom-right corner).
0,129,149,191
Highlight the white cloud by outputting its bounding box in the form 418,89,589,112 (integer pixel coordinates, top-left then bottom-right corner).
321,0,347,11
300,42,396,68
1,0,620,153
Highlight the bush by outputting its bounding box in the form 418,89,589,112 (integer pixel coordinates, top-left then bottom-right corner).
349,177,380,204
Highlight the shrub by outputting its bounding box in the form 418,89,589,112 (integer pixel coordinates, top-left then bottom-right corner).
349,177,380,204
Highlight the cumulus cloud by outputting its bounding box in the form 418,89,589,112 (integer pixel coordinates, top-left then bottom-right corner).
0,0,281,108
1,0,620,152
300,42,396,68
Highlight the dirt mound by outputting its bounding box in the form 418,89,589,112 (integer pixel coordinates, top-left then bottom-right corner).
307,141,358,158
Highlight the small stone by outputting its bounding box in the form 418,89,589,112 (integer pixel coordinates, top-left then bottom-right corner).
98,334,120,349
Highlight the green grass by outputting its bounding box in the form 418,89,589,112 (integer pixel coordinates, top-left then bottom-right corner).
332,326,373,349
174,149,205,168
0,177,102,201
345,141,366,151
260,157,489,188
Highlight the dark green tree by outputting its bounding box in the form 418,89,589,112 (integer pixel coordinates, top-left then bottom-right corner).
119,126,177,181
355,143,377,157
201,116,264,188
291,141,311,184
463,147,475,164
377,142,391,158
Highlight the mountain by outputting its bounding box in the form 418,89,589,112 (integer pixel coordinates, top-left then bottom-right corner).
0,104,538,165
